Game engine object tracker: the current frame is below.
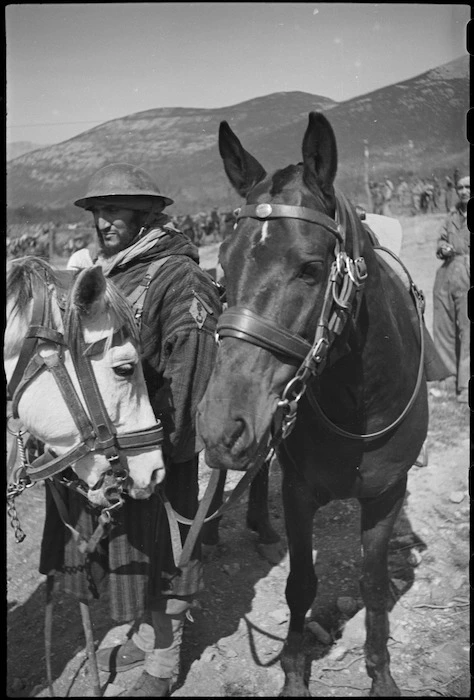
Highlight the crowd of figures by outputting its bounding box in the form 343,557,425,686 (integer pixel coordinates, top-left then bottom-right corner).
171,208,235,246
369,173,461,217
5,172,462,260
6,223,52,258
6,210,237,260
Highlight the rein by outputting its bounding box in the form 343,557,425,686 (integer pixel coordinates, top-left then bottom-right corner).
217,192,425,443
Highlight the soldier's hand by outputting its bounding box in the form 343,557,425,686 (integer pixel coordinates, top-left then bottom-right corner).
436,242,455,260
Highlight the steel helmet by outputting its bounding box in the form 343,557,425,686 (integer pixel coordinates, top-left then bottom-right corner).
74,163,174,209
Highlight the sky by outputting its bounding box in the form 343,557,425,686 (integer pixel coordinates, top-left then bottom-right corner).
5,2,470,146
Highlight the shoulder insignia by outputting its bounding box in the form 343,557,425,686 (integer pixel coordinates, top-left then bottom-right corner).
189,296,207,329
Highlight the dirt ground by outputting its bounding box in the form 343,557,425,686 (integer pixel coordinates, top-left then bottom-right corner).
6,213,470,698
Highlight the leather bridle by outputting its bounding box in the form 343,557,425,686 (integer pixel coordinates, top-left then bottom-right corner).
216,191,425,442
7,268,163,490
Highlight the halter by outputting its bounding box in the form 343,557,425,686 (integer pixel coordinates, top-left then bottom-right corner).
7,268,163,488
217,191,424,442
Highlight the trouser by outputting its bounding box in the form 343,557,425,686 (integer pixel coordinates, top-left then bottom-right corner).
433,258,470,392
132,597,190,679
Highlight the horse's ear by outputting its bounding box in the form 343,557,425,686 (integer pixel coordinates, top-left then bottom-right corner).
302,112,338,195
219,121,266,198
71,266,107,313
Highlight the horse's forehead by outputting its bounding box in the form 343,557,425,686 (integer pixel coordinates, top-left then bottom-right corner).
251,165,303,200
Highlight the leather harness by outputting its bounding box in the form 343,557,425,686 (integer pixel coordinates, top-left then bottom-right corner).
216,191,425,442
6,266,164,547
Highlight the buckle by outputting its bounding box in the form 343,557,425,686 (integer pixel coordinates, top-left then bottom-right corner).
354,257,368,282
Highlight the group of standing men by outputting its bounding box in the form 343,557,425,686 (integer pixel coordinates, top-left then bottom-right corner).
370,174,462,217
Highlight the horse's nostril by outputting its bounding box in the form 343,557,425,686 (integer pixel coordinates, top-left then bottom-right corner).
224,418,246,450
151,467,165,485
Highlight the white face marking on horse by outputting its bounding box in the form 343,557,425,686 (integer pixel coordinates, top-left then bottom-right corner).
260,221,270,243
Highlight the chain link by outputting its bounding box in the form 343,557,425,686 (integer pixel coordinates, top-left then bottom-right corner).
7,492,26,543
6,425,34,542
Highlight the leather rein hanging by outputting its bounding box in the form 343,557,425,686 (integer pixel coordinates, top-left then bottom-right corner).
216,192,425,443
7,269,164,495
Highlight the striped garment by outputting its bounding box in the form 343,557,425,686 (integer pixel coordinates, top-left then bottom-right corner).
40,230,222,621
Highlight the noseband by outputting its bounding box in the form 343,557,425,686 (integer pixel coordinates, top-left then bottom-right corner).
217,192,424,441
7,269,163,488
219,193,366,363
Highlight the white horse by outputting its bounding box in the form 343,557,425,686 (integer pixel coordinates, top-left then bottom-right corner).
5,257,165,507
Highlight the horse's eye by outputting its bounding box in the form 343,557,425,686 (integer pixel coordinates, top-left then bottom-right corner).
300,261,322,284
113,363,135,377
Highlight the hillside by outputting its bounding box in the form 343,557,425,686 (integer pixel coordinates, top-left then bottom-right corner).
6,141,50,161
6,56,469,214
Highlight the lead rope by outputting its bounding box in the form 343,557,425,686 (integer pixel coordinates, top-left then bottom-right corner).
45,575,55,697
160,402,289,571
44,577,101,697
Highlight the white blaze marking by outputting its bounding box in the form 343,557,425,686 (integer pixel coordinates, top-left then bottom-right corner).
260,221,270,243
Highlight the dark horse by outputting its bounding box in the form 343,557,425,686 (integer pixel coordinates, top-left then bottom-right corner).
197,113,430,696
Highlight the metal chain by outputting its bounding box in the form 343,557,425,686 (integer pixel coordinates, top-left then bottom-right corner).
6,426,35,543
7,493,26,543
276,250,367,441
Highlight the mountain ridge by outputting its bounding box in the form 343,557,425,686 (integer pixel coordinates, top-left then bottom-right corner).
7,55,469,213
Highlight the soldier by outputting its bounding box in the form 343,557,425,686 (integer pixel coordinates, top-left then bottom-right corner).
41,163,222,696
432,175,470,403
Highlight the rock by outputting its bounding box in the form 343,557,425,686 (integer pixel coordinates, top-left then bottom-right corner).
391,577,407,592
223,647,238,658
29,685,44,697
449,490,465,503
306,620,332,644
222,563,240,576
408,549,423,567
11,678,25,692
390,624,412,644
339,608,366,650
201,648,217,663
326,644,348,662
455,522,469,537
336,596,358,616
270,607,289,624
256,541,285,565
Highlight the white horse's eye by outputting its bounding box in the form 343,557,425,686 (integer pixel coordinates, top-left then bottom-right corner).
113,363,135,377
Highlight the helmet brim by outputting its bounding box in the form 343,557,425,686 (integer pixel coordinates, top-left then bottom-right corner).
74,194,174,210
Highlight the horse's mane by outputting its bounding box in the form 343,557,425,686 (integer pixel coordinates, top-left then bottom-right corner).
63,274,141,357
7,256,140,357
7,256,60,316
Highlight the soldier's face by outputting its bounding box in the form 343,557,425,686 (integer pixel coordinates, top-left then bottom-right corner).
91,205,143,257
456,178,470,205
